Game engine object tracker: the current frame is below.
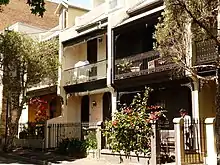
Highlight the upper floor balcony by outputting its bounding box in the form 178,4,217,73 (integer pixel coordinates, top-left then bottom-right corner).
195,39,218,65
63,59,107,86
114,51,176,80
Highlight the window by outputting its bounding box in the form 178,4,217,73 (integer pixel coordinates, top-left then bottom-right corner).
62,9,67,29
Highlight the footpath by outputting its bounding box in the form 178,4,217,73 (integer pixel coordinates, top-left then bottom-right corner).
0,148,144,165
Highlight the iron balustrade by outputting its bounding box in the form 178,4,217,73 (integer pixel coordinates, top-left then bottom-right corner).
47,122,98,149
115,51,176,80
63,60,107,86
195,39,218,65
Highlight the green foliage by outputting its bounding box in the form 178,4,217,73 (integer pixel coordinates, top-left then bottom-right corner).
116,60,133,74
0,0,45,17
103,88,166,158
154,0,218,66
0,31,58,150
57,138,87,158
85,130,97,150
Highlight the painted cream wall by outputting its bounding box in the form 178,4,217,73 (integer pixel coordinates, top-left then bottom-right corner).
89,93,103,123
67,8,88,28
199,82,216,118
66,96,81,122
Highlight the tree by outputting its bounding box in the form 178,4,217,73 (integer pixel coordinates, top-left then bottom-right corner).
0,0,46,17
154,0,220,157
0,31,59,151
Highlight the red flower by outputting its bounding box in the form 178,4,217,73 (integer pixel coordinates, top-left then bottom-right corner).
123,108,133,114
112,120,118,126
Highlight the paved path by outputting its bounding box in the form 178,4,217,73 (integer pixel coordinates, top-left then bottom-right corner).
0,156,34,165
52,158,176,165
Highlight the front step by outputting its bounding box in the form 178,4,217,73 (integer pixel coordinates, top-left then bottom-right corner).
100,149,151,165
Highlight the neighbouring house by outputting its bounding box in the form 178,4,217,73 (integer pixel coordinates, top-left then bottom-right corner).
45,0,109,149
107,0,216,164
0,0,89,148
0,0,59,138
0,0,59,31
45,0,217,164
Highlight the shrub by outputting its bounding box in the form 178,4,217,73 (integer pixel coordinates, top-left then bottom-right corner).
85,130,97,150
103,87,166,159
57,138,87,158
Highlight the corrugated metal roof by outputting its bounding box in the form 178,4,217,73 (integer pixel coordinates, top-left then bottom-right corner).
127,0,162,14
75,3,107,29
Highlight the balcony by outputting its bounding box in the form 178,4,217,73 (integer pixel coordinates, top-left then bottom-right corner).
27,78,56,92
115,51,176,80
195,39,218,65
63,60,107,86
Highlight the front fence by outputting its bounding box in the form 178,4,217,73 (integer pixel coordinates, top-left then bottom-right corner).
183,119,206,164
156,120,175,164
15,122,45,148
47,122,98,149
18,122,45,139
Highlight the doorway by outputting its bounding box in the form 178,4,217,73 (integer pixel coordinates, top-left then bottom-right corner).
102,92,112,121
87,39,97,78
49,98,56,119
81,96,90,123
102,92,112,149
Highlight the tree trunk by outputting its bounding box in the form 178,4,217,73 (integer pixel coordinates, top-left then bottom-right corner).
3,104,22,152
3,121,18,152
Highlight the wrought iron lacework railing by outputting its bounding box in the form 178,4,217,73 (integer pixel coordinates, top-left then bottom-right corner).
195,39,218,65
115,51,176,80
63,59,107,86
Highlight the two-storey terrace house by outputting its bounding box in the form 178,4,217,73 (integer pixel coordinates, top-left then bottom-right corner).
56,0,111,126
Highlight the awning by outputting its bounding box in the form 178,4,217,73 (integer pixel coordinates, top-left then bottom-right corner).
113,5,165,29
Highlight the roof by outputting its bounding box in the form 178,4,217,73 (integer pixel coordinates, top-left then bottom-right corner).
127,0,162,14
55,1,90,14
0,0,59,30
75,2,107,29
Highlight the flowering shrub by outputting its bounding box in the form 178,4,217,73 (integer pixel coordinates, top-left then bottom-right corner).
29,98,49,122
103,88,166,159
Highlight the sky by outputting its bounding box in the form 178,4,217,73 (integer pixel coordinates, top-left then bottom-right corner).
51,0,92,9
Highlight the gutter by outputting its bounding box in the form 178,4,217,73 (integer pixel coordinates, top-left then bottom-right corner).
76,17,108,33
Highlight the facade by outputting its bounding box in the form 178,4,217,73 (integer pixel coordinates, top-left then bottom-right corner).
46,0,217,164
0,1,89,147
50,0,109,125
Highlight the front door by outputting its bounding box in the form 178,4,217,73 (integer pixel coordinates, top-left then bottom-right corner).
81,95,89,123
